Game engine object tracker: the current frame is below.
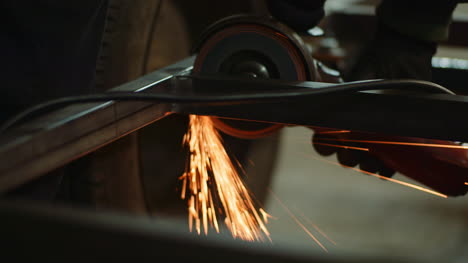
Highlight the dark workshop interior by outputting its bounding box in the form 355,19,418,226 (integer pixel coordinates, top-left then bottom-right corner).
1,0,468,262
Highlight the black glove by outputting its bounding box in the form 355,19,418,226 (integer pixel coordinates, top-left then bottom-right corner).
267,0,326,33
344,22,436,82
312,129,396,178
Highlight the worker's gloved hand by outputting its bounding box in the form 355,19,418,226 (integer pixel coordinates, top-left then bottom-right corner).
344,22,436,82
267,0,326,33
312,128,396,178
343,0,459,82
312,129,468,196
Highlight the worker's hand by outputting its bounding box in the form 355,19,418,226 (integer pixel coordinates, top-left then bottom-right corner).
312,128,396,178
312,129,468,196
267,0,326,34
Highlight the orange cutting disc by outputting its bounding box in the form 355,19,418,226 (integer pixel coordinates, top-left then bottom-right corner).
193,15,316,139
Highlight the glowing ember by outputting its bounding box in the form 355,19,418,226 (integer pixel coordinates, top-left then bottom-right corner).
296,210,337,246
269,190,328,252
316,130,351,135
315,138,468,150
180,115,270,241
310,155,448,198
313,142,369,152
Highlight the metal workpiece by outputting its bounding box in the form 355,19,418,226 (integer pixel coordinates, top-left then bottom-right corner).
174,75,468,142
0,57,194,193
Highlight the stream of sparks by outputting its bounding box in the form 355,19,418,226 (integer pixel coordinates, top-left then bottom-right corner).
309,155,448,198
180,115,270,241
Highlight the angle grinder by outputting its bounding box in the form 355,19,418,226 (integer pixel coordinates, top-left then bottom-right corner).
192,15,339,139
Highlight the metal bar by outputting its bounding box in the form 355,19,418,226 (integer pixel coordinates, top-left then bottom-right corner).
0,56,194,193
175,76,468,142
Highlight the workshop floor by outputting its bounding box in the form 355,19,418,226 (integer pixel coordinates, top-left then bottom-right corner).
263,127,468,263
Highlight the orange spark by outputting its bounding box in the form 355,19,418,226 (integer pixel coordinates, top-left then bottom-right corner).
310,156,448,198
315,138,468,150
316,130,351,135
259,208,275,224
465,182,468,185
181,115,270,241
296,210,337,246
268,190,328,252
313,142,369,152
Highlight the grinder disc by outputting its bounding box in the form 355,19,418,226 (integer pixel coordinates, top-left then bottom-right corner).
193,15,316,139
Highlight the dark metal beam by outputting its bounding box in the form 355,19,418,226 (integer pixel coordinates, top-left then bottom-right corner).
175,76,468,142
0,57,194,193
